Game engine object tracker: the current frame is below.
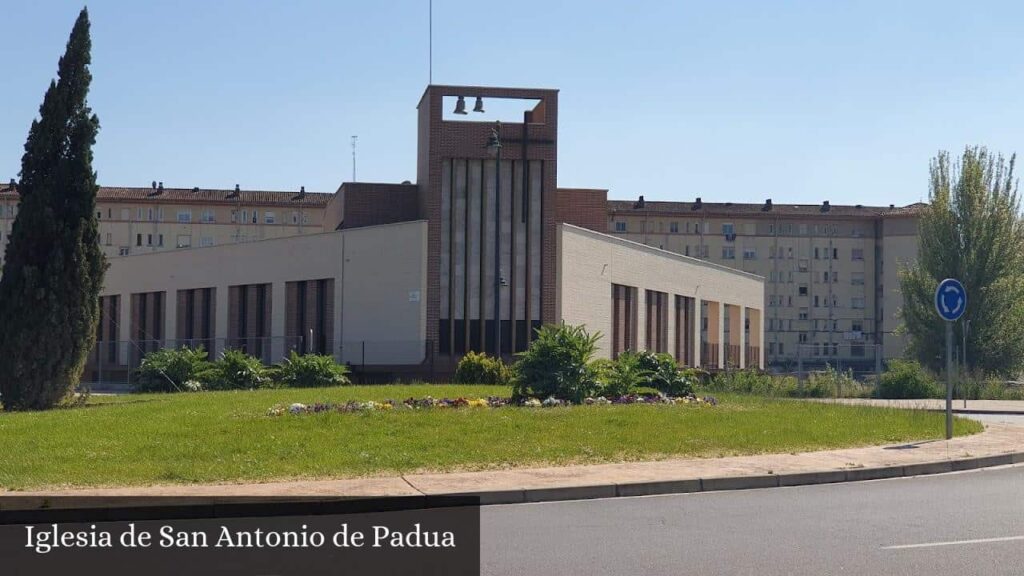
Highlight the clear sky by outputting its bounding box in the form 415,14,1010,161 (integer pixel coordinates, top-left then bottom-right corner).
3,1,1023,206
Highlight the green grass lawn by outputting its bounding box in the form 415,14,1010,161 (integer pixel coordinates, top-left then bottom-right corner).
0,385,982,490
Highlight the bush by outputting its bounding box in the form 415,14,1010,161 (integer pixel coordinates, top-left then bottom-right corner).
274,351,351,388
208,349,273,391
705,370,799,397
134,347,215,393
454,351,513,385
876,360,940,399
513,323,602,403
634,351,696,396
599,351,652,397
806,365,873,398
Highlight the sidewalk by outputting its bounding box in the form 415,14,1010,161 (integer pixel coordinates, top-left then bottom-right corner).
815,398,1024,414
4,422,1023,507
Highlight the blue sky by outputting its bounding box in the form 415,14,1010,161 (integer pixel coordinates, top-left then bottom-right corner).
2,1,1023,206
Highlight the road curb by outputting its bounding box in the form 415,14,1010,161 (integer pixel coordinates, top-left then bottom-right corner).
460,451,1024,506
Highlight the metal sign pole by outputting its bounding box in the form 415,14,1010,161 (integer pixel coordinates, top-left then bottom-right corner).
945,321,953,440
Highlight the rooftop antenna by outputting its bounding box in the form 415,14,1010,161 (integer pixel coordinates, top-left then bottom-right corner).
351,135,358,182
429,0,433,85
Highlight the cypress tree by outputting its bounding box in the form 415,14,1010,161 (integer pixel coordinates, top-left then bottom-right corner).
0,8,106,410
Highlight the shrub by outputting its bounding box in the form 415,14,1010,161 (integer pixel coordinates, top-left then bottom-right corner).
274,351,351,388
134,347,215,393
599,351,652,397
513,323,602,403
454,351,513,385
208,349,273,391
705,370,799,397
806,365,873,398
634,351,696,396
876,360,940,399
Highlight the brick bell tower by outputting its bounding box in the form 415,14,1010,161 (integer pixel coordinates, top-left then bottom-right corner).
416,85,558,363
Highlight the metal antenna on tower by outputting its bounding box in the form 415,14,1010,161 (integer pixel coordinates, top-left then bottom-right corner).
351,135,358,182
429,0,433,85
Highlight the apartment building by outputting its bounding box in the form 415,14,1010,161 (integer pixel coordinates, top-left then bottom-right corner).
0,181,330,265
607,197,923,371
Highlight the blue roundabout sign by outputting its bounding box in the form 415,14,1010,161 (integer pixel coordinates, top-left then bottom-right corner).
935,278,967,322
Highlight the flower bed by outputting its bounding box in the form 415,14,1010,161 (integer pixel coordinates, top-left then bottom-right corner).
267,392,717,416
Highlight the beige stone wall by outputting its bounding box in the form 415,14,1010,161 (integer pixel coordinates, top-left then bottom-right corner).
608,211,919,367
100,220,428,366
557,224,764,367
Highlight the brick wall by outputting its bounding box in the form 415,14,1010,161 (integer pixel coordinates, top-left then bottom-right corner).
334,183,421,230
556,188,607,232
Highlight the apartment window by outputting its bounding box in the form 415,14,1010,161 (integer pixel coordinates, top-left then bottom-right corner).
768,342,775,355
201,209,215,223
851,272,865,285
252,210,259,224
799,224,807,235
852,248,864,261
722,223,734,236
799,308,809,320
798,285,808,296
852,321,863,332
302,213,311,224
148,207,154,221
722,246,735,260
96,210,102,219
831,271,838,283
669,222,679,233
291,211,299,225
176,235,192,248
118,246,129,256
104,233,111,246
199,236,214,247
231,210,239,224
684,245,690,257
177,210,192,223
778,343,784,355
242,210,248,223
265,212,276,224
146,234,153,246
814,295,820,307
614,221,627,232
157,208,164,221
743,247,756,260
832,247,838,259
787,246,794,259
799,332,808,343
798,259,808,271
158,234,164,247
814,247,820,260
851,297,865,309
788,296,793,307
136,234,142,247
137,208,144,221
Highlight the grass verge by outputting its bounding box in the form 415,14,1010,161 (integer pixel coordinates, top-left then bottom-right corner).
0,385,983,490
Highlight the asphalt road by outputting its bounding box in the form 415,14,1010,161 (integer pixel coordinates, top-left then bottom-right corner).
481,464,1024,576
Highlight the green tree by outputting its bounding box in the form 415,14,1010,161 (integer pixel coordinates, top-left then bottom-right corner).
899,147,1024,376
0,9,105,410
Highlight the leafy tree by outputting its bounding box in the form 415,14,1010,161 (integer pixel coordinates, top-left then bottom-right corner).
899,147,1024,376
0,9,105,410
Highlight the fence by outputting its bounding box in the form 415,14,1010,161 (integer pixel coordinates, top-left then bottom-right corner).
787,343,884,382
83,338,433,390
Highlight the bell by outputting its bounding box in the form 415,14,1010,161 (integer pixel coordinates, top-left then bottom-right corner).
453,96,467,115
473,96,485,113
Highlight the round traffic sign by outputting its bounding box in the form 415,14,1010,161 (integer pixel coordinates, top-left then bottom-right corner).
935,278,967,322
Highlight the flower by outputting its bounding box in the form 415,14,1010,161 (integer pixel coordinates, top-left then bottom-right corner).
289,403,308,414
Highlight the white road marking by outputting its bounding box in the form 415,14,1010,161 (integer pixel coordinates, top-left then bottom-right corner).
883,535,1024,550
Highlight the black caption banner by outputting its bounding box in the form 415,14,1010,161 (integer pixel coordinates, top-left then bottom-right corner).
0,496,480,575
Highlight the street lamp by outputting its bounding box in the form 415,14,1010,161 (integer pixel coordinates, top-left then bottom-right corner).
486,121,503,358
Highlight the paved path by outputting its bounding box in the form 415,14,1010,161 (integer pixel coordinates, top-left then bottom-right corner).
818,398,1024,413
4,422,1023,504
481,464,1024,576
